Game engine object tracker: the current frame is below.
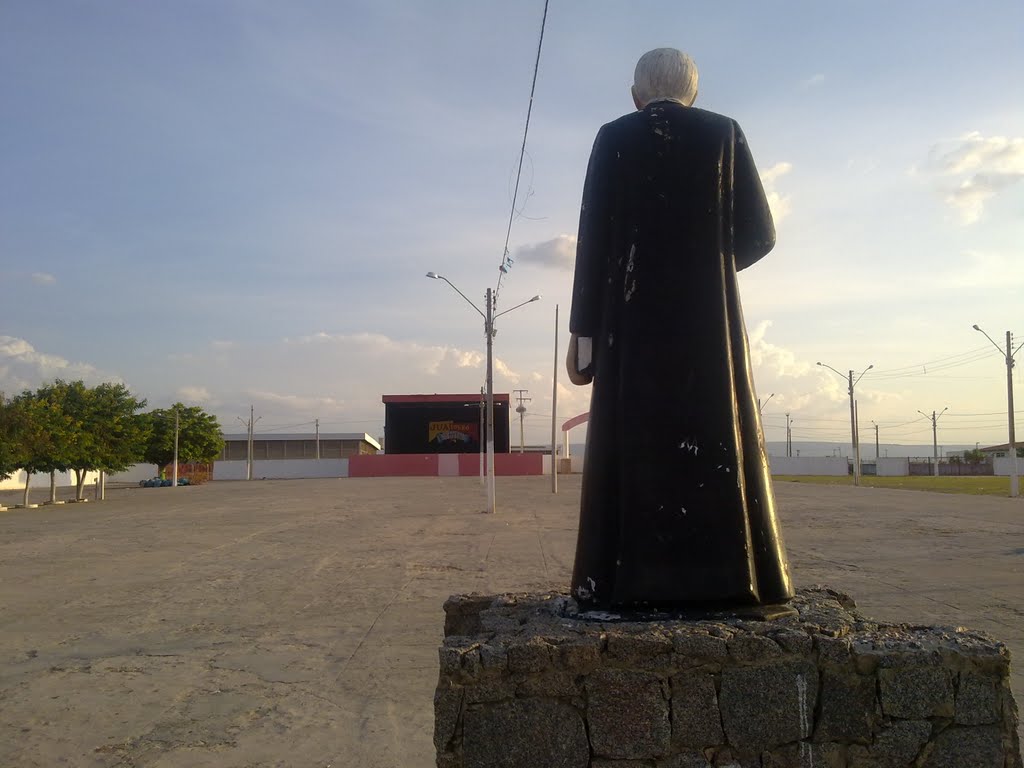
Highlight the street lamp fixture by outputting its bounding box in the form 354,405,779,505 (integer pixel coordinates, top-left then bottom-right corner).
426,272,541,513
817,361,873,485
972,323,1021,497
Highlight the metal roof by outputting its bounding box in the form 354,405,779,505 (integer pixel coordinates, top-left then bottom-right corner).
221,432,382,451
382,393,510,404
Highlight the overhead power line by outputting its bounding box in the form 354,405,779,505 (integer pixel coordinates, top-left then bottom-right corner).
494,0,550,305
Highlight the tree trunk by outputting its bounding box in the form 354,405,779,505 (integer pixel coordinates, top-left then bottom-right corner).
75,468,85,500
23,471,32,507
49,470,57,503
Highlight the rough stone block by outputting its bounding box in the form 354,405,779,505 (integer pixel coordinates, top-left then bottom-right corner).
479,642,508,671
814,670,876,743
587,669,671,759
816,635,853,666
608,629,673,664
506,637,553,674
672,631,728,663
433,682,463,752
657,750,712,768
561,637,603,672
878,666,954,719
848,720,931,768
443,593,494,636
770,628,813,656
435,589,1021,767
516,669,579,698
463,678,514,703
711,747,761,767
762,741,844,768
921,725,1004,768
727,633,783,663
671,672,724,747
719,661,818,750
462,698,588,768
955,671,999,725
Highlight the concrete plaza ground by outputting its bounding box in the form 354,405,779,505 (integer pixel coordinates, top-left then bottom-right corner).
0,477,1021,767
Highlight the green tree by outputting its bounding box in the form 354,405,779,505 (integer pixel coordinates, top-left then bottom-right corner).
7,391,68,506
80,382,150,497
143,404,224,473
46,380,149,500
0,394,21,482
33,381,87,502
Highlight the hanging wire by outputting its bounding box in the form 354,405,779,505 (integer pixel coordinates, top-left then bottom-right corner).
494,0,550,307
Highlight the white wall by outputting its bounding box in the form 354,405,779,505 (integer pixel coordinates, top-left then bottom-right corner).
0,469,100,491
106,463,158,485
213,459,349,481
875,457,910,477
994,456,1021,477
767,456,849,476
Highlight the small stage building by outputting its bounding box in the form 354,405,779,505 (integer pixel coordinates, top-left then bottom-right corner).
382,394,510,454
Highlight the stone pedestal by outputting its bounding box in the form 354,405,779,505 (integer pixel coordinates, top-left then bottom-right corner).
434,587,1021,768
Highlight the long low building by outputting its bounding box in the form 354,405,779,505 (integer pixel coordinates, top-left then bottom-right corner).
219,432,381,460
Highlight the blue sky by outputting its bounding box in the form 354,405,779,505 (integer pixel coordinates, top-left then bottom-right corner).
2,1,1022,450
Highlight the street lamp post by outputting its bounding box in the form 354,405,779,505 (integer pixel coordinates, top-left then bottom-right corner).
479,387,485,487
172,406,180,488
973,324,1022,497
818,361,873,485
426,272,540,513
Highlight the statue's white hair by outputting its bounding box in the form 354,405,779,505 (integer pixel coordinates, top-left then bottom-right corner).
632,48,699,107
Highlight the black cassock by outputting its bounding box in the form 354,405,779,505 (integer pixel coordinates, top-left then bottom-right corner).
569,101,793,610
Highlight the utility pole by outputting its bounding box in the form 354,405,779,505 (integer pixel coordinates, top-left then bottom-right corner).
917,407,948,477
249,404,254,480
237,406,261,481
485,288,496,513
425,272,540,513
785,412,793,457
1009,331,1019,497
513,389,531,454
872,420,880,459
315,418,320,460
551,305,558,494
479,387,485,487
973,325,1020,497
818,361,873,485
172,406,180,488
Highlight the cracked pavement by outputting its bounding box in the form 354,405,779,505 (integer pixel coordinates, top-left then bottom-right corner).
0,476,1020,766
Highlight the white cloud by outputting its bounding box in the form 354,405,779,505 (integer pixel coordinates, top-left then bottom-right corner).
177,385,211,402
30,272,57,286
0,336,120,394
494,357,520,383
800,73,825,89
157,331,532,433
514,235,576,271
747,321,901,416
923,132,1024,224
938,250,1024,289
760,162,792,224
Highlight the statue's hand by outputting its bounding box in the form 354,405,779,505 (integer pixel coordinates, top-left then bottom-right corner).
566,333,593,386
